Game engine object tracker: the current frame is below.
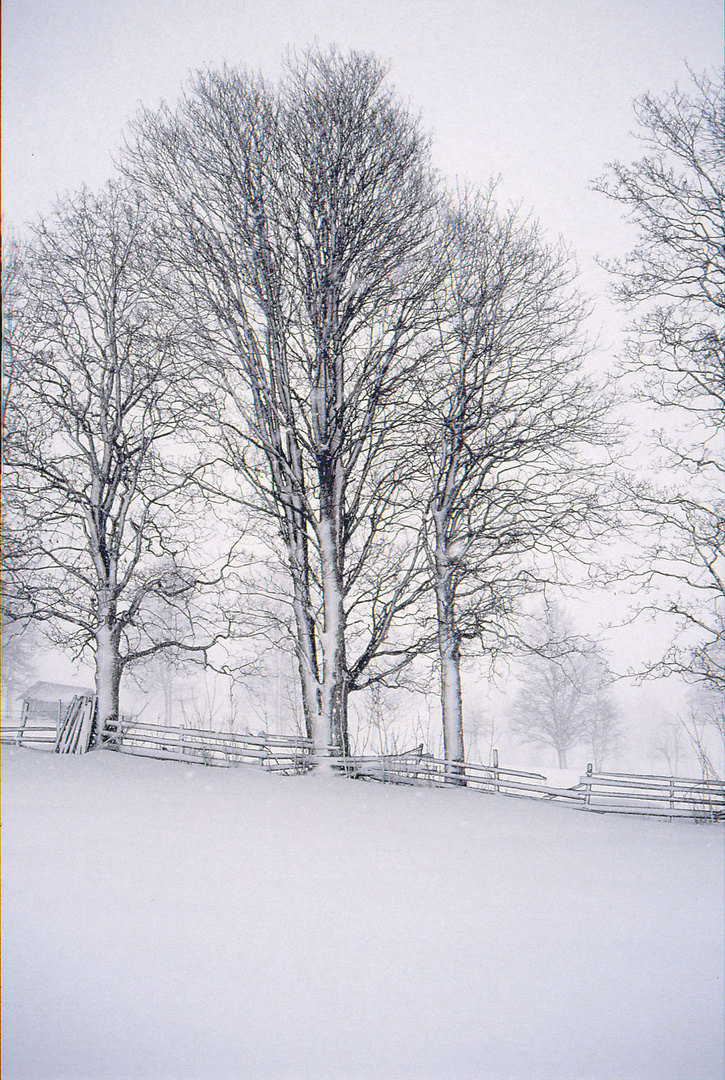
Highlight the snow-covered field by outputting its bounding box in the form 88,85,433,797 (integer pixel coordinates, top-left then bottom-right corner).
2,747,723,1080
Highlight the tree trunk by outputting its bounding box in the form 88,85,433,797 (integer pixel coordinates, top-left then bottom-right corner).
317,514,348,766
94,620,122,747
291,582,321,742
432,514,465,781
439,631,465,760
437,614,466,782
332,673,350,757
557,747,568,769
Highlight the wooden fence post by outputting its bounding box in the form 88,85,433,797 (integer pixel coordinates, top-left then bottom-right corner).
16,701,29,746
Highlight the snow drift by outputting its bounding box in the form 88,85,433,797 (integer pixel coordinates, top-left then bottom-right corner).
2,746,723,1079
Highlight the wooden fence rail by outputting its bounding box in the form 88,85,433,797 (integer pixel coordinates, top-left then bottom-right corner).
2,719,723,820
99,718,315,774
331,754,724,819
0,723,58,748
575,769,724,820
330,753,585,802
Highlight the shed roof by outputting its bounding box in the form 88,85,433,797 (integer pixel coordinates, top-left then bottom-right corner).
19,681,95,702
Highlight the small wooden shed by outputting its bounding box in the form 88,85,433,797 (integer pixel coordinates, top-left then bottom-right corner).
18,681,95,728
15,681,97,753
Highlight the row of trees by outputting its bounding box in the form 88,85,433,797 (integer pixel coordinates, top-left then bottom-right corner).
2,50,722,770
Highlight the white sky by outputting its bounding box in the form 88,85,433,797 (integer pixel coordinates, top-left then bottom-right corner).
2,0,722,270
2,0,722,725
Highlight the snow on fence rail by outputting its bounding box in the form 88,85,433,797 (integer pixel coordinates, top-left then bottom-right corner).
331,752,584,803
1,694,97,754
100,718,315,773
577,768,725,820
0,722,58,749
333,754,724,820
2,717,723,820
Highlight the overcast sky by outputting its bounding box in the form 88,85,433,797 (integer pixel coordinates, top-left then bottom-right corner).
3,0,721,716
3,0,722,268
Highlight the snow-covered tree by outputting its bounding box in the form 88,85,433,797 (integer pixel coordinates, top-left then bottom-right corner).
2,183,228,739
595,68,724,694
126,48,440,760
417,187,612,771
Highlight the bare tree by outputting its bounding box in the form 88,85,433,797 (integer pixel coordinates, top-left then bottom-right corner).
125,48,440,761
2,227,25,455
651,717,686,775
2,229,34,622
509,602,613,770
580,667,625,772
0,617,39,721
3,183,228,740
595,68,724,693
680,683,725,781
416,186,612,770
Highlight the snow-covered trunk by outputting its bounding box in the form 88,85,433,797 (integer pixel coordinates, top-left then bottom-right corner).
436,599,466,780
332,670,350,757
267,393,321,743
432,511,466,781
94,615,122,749
291,578,321,742
311,309,349,768
317,513,349,765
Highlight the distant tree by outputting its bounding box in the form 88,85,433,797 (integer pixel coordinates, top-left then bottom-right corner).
126,48,439,761
594,68,724,694
0,618,38,721
2,183,228,740
580,664,625,772
651,717,686,776
509,603,615,769
680,683,724,781
417,186,612,772
463,706,499,767
127,633,199,728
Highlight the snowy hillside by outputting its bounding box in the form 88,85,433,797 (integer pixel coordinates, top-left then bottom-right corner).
2,746,723,1080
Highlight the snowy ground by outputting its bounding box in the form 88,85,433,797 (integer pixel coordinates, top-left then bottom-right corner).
2,747,723,1080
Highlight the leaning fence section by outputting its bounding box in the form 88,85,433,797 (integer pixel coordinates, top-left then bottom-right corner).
56,696,96,754
331,752,583,804
2,694,97,754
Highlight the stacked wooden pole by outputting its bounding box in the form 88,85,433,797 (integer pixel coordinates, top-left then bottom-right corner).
55,696,97,754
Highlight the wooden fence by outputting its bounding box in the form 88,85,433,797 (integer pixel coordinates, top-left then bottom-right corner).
100,717,314,773
578,768,725,821
331,751,583,803
331,753,724,820
2,715,723,821
56,697,96,754
0,722,58,749
1,694,96,754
